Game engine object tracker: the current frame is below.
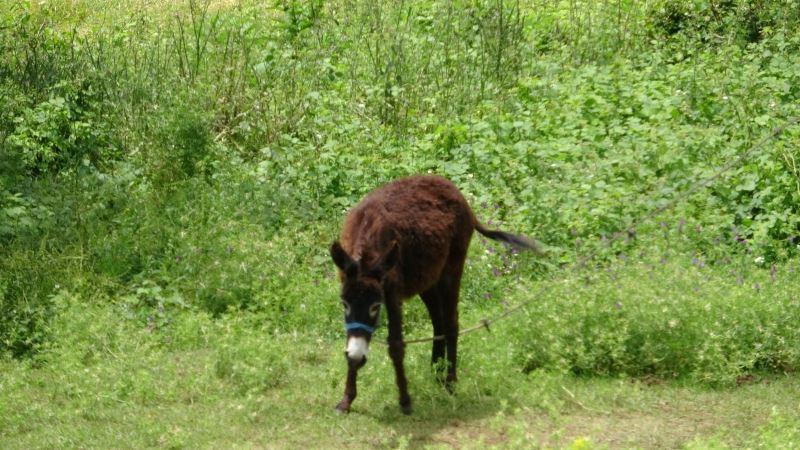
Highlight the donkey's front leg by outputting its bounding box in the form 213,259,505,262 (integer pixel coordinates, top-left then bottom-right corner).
386,300,411,414
336,357,364,413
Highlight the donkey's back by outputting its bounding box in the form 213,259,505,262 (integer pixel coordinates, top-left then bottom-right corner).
339,175,475,299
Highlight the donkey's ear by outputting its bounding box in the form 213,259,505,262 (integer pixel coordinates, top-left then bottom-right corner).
376,241,400,275
330,241,357,276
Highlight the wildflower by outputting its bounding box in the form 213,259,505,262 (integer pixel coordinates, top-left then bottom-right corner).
483,292,492,300
692,257,705,268
754,256,765,265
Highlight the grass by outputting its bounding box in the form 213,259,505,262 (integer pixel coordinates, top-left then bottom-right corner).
3,255,800,448
2,312,798,449
3,0,800,448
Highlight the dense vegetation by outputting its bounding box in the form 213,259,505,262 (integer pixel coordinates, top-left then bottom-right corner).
2,0,800,448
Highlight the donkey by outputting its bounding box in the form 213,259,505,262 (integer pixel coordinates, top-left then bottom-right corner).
330,175,543,414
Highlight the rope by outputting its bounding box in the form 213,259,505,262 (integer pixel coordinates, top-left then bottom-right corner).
379,116,800,347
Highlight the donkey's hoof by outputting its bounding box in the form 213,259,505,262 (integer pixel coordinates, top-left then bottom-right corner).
445,373,458,391
335,402,351,414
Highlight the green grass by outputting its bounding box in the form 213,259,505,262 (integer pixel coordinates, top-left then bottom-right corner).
3,0,800,448
3,256,800,448
2,302,799,449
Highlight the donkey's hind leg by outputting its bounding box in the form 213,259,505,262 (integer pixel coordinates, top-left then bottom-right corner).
420,287,446,375
438,243,468,390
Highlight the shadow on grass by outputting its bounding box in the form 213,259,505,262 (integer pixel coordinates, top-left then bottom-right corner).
352,390,503,449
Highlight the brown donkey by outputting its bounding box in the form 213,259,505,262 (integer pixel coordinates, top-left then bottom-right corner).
330,175,543,414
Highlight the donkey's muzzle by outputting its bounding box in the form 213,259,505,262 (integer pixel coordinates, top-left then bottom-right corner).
346,353,367,369
345,335,369,367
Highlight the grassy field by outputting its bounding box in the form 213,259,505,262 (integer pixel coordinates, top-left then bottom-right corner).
2,272,799,449
2,0,800,448
2,268,800,448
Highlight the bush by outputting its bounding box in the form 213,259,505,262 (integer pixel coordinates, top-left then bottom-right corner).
510,254,800,385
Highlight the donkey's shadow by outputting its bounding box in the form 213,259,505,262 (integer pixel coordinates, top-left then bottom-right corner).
341,346,511,448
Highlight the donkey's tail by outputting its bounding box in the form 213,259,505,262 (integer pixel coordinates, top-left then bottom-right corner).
475,223,547,256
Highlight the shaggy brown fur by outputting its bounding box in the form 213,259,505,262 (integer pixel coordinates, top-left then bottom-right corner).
330,175,543,414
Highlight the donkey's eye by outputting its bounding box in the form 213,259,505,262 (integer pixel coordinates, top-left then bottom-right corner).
341,301,351,316
369,302,381,318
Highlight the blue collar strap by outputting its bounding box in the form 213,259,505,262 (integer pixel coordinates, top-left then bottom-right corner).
345,322,375,334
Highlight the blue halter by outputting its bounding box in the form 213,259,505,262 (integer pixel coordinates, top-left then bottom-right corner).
345,322,376,334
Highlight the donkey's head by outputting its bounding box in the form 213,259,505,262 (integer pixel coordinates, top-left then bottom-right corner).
330,241,399,367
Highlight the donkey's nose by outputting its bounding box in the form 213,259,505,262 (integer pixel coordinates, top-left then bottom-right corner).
346,336,369,365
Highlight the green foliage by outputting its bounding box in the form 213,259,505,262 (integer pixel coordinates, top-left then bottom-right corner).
0,0,799,398
510,254,800,385
647,0,800,45
4,1,800,446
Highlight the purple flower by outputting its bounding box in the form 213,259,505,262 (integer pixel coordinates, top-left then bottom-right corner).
483,292,492,300
770,265,777,282
492,267,501,277
753,282,761,291
614,302,622,309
